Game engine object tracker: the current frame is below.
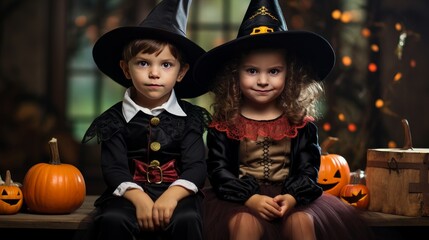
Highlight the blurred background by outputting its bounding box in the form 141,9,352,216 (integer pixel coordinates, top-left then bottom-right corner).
1,0,428,195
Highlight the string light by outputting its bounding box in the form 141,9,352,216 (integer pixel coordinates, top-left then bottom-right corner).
74,15,87,27
395,22,402,31
375,99,384,108
348,123,357,132
368,63,377,72
387,141,397,148
361,28,371,38
331,9,342,20
370,44,379,52
323,122,331,132
342,56,352,66
340,11,352,23
393,72,402,82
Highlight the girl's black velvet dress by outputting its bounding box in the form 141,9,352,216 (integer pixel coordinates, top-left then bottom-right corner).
81,100,211,240
202,115,374,240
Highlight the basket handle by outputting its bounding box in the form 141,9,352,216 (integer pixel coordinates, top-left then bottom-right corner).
401,119,413,150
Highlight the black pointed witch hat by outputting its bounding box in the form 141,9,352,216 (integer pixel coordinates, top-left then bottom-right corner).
194,0,335,89
92,0,206,98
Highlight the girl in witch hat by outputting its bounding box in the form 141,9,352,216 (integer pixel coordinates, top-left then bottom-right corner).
195,0,374,239
81,1,210,239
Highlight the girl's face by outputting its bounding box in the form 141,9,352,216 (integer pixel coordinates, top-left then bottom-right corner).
238,50,286,107
119,46,189,108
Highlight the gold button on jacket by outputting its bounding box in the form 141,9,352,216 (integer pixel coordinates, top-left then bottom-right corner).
150,142,161,151
150,117,160,126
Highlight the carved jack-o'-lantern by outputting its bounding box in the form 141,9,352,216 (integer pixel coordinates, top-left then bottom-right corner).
0,170,23,215
340,184,369,209
317,137,350,196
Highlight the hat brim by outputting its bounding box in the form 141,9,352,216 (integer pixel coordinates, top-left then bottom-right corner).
93,27,207,99
194,31,335,91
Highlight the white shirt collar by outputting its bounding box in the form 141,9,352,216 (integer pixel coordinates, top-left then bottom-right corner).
122,88,186,123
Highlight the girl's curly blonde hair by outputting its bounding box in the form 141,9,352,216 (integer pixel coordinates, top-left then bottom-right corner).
210,49,325,127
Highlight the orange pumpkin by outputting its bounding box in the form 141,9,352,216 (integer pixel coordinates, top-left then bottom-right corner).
0,170,23,215
339,183,369,209
22,138,86,214
317,137,350,196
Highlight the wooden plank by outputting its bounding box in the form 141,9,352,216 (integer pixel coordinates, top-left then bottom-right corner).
0,195,97,229
2,195,429,229
361,211,429,227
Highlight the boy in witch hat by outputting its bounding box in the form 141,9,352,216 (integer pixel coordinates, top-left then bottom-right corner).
81,1,210,239
196,0,374,239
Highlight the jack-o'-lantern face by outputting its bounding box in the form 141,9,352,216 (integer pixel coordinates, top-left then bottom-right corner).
0,171,23,215
1,188,23,205
339,184,369,209
317,153,350,197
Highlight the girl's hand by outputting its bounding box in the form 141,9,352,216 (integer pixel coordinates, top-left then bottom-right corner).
244,194,283,221
273,194,297,217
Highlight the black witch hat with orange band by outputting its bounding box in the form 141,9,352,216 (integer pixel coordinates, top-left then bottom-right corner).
92,0,207,99
194,0,335,89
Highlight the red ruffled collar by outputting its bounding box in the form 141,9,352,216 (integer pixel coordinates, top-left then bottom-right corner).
210,115,314,141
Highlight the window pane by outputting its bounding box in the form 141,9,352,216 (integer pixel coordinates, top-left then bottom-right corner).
192,93,214,114
74,121,96,143
194,0,223,24
100,75,126,111
197,29,233,50
229,0,249,23
68,73,96,117
68,44,95,70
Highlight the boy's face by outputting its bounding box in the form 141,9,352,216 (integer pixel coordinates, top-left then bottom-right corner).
119,46,189,108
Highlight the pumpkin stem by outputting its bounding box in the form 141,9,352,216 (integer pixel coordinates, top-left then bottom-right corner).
320,136,339,155
5,170,11,186
401,119,413,150
49,137,62,165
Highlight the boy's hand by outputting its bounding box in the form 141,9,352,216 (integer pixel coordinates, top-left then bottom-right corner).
152,185,192,229
152,194,178,229
124,189,155,231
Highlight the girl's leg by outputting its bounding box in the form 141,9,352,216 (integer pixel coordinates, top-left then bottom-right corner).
228,212,263,240
283,211,316,240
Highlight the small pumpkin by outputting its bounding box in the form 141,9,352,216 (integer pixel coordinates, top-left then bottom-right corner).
22,138,86,214
339,183,369,209
317,137,351,196
0,170,24,214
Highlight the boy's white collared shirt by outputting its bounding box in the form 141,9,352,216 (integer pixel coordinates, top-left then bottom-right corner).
113,88,198,196
122,88,186,122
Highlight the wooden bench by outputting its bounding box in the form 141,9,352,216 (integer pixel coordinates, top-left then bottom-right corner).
2,195,429,229
362,211,429,240
362,210,429,227
1,195,428,239
0,195,97,230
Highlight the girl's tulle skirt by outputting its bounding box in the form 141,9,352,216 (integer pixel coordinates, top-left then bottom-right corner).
202,185,375,240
